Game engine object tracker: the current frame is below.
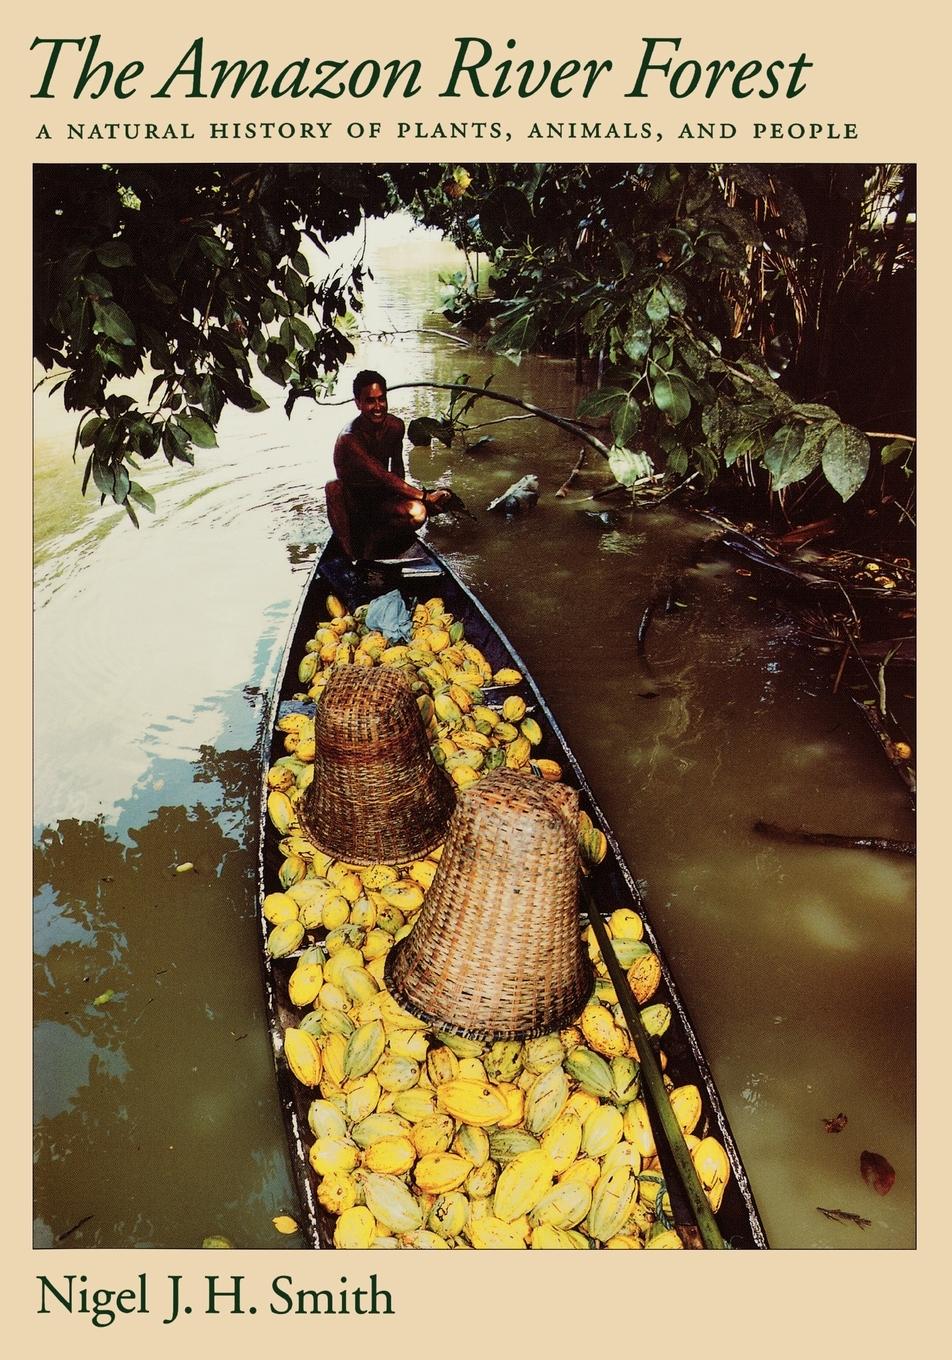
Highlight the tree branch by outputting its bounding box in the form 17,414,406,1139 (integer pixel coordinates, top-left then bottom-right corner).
385,382,615,459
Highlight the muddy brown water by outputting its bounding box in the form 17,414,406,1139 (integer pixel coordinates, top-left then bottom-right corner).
33,215,914,1250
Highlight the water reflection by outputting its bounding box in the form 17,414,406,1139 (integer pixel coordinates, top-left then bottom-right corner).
33,802,300,1250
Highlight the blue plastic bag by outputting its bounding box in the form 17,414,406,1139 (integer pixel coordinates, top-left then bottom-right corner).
365,590,413,643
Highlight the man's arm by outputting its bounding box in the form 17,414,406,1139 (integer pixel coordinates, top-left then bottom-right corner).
388,417,407,481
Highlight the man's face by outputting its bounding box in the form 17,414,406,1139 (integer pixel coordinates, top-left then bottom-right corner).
355,382,388,425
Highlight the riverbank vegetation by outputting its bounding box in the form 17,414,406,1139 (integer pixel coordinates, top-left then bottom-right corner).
34,162,914,531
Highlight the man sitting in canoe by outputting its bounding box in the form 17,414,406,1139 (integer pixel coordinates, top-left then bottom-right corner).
327,370,452,560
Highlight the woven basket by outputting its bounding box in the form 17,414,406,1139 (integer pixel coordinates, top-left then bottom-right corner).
299,665,456,865
385,770,592,1039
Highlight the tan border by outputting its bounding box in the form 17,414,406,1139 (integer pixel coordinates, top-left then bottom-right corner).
11,1,941,1354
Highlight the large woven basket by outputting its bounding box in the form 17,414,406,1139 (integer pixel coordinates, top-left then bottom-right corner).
385,770,592,1039
299,665,456,864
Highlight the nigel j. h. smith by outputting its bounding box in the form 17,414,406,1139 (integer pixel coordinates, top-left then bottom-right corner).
37,1273,395,1326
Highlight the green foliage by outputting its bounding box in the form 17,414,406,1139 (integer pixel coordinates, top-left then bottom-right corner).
34,163,433,519
36,161,914,521
408,162,915,505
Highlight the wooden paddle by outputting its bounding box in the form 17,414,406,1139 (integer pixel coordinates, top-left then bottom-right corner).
579,875,726,1250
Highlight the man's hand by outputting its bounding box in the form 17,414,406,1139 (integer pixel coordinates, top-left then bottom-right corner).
424,488,454,511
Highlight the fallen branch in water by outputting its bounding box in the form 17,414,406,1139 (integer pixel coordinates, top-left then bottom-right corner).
357,326,472,348
817,1206,872,1230
636,581,682,659
555,450,586,498
753,820,914,857
57,1214,95,1242
853,699,916,808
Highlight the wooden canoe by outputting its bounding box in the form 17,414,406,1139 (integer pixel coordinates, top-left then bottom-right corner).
257,535,768,1249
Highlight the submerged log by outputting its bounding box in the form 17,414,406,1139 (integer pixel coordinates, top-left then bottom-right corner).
753,820,914,857
486,474,540,516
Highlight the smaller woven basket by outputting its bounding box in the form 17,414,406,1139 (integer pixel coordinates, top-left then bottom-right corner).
385,770,592,1039
299,665,456,865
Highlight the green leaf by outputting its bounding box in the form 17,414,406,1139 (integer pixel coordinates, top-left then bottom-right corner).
129,482,156,514
880,438,914,465
646,288,670,327
623,305,652,363
284,269,306,306
125,499,140,528
176,413,218,448
198,236,229,268
93,990,116,1007
723,432,755,467
611,398,642,444
112,464,131,505
91,458,115,498
666,446,689,476
407,417,453,447
576,386,627,420
763,423,804,479
659,276,687,314
771,420,833,491
792,401,840,421
95,241,135,268
291,316,316,349
615,241,633,276
821,423,871,501
609,446,652,487
79,416,105,449
91,300,136,347
651,374,691,424
701,399,729,449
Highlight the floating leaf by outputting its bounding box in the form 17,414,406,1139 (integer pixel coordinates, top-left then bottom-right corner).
860,1150,896,1196
272,1215,299,1235
823,1112,848,1134
93,990,115,1007
175,862,195,874
202,1235,234,1249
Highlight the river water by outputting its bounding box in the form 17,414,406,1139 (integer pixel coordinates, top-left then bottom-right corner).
33,213,915,1250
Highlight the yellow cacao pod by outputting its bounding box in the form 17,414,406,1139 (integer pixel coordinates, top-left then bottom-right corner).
436,1079,509,1127
283,1028,323,1087
493,1149,556,1222
333,1205,375,1249
362,1173,424,1235
414,1153,473,1195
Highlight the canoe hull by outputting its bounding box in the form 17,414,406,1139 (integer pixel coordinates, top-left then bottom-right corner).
258,536,767,1249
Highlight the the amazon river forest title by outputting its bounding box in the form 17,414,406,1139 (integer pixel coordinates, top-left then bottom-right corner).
30,35,814,103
